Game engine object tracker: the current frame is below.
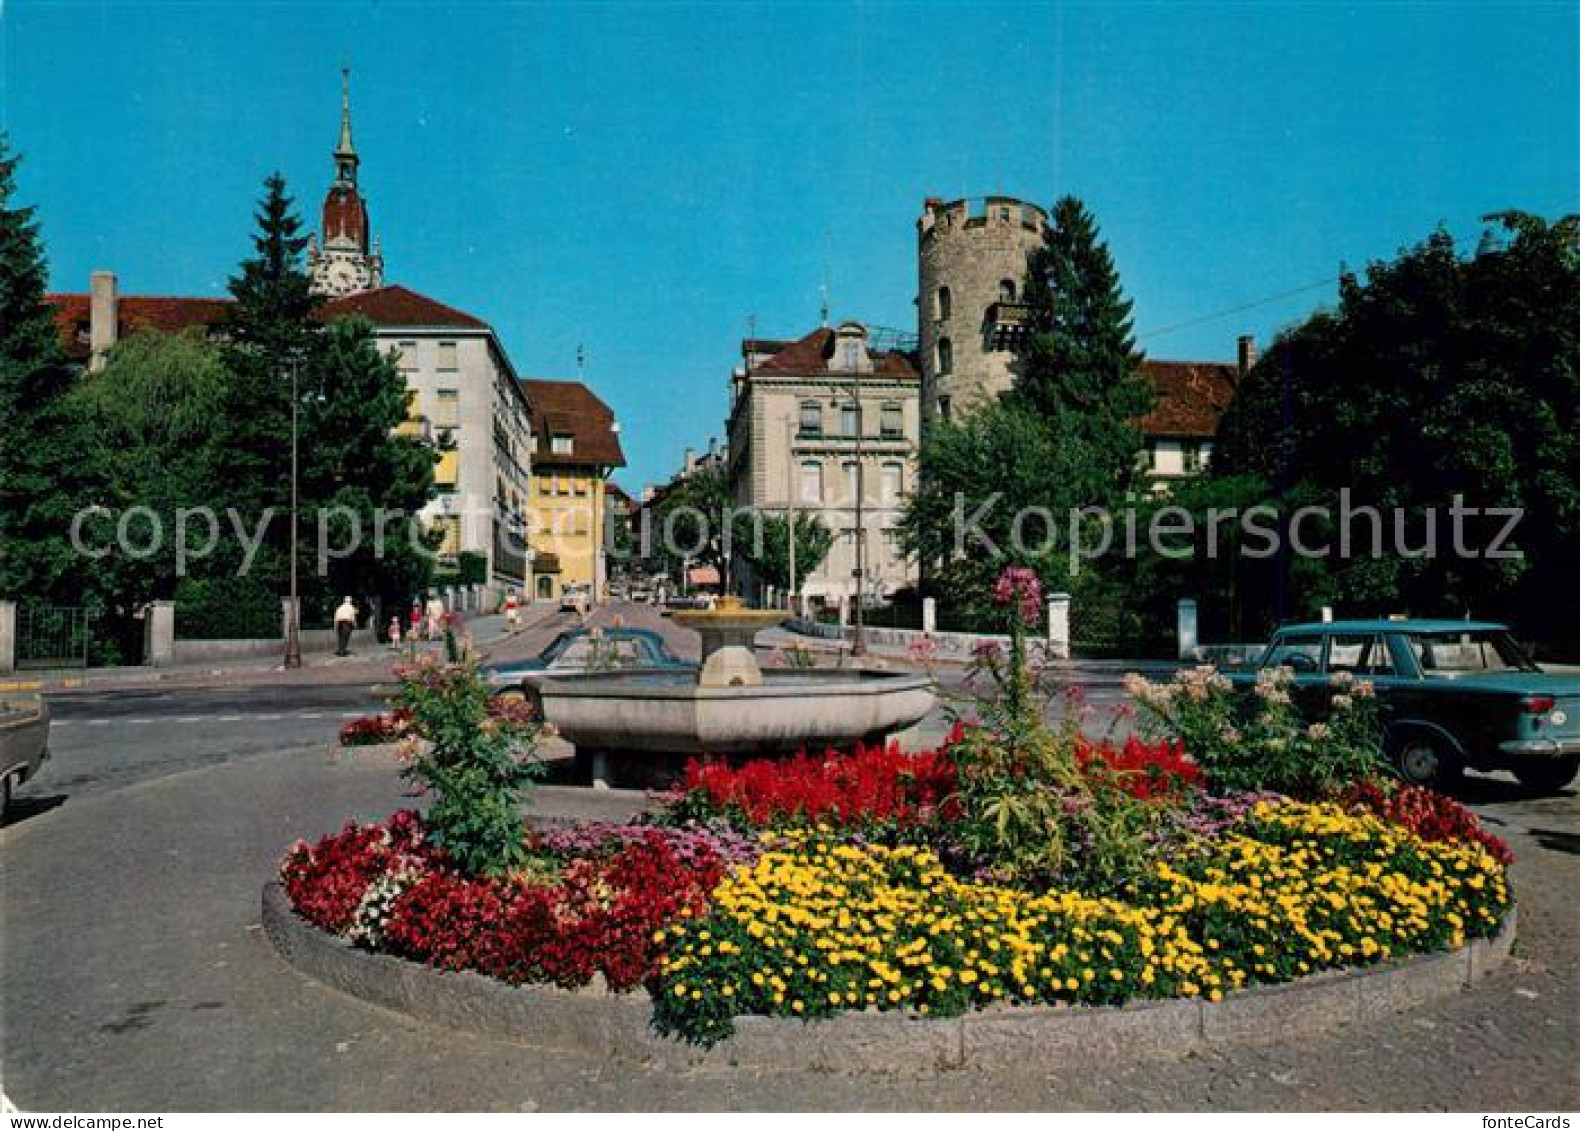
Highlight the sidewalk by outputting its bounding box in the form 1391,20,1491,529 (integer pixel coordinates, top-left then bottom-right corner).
0,604,561,696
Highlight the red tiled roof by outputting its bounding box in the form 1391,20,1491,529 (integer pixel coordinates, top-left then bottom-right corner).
46,293,232,360
518,378,627,469
1137,359,1238,439
319,284,488,329
752,327,919,379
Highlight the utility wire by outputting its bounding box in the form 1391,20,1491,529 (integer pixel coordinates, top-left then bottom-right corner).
1137,276,1339,342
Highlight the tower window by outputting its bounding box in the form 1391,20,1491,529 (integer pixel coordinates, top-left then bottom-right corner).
999,279,1017,303
937,396,952,423
937,337,953,376
935,286,951,321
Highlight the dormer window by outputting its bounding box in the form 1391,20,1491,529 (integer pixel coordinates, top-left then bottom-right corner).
551,433,574,456
999,279,1017,302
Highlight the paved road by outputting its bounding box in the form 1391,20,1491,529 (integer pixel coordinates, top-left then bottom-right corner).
4,600,1574,1110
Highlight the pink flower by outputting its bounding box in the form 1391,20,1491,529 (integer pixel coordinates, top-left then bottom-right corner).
991,566,1043,628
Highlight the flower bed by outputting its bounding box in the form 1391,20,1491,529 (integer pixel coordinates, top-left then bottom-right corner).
283,568,1516,1050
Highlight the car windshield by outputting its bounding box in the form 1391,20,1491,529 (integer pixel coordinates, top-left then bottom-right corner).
1407,630,1539,676
546,635,654,671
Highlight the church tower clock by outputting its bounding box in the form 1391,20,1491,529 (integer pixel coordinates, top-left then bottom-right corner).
308,69,384,297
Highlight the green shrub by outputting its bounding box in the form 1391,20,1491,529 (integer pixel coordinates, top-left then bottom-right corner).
1126,665,1384,796
392,645,543,876
173,576,280,640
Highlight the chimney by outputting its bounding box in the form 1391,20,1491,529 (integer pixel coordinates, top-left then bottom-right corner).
684,447,696,475
89,270,118,372
1236,334,1257,381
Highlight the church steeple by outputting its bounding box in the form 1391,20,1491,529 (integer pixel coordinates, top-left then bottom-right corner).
310,66,382,297
334,67,359,186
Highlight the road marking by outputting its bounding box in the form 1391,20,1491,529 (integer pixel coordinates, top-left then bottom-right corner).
255,714,281,721
86,719,110,726
217,715,243,722
299,712,323,720
128,718,154,724
340,711,364,718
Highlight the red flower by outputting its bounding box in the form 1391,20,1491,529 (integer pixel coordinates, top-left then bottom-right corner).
680,741,959,830
1341,781,1514,864
1074,735,1203,801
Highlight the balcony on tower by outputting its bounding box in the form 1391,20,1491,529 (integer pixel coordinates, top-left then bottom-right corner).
985,299,1035,349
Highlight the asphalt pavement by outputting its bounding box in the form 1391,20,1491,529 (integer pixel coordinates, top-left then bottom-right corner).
2,601,1574,1110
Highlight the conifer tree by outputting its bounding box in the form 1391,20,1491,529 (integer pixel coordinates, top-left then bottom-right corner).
0,138,97,602
1010,195,1152,503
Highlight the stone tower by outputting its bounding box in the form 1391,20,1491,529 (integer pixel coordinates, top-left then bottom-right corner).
916,196,1049,422
308,68,384,297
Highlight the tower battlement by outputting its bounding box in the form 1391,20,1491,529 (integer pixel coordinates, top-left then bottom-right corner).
917,196,1049,247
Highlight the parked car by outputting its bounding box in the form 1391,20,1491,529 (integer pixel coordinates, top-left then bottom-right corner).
483,627,692,698
1,696,51,818
558,584,591,615
1228,619,1580,792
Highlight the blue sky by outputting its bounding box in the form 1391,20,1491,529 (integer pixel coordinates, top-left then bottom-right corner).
3,1,1575,489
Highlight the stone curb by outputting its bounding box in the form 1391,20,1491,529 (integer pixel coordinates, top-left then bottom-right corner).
262,882,1516,1076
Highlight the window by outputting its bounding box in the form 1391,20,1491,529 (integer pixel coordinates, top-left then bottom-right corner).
798,400,823,438
1327,634,1393,676
435,450,459,491
880,402,904,439
936,286,952,321
798,461,824,504
938,396,952,423
435,389,459,428
1262,634,1323,673
551,433,574,456
1183,443,1204,474
842,461,860,505
1142,441,1159,471
937,337,953,375
1407,630,1539,676
437,341,458,371
396,341,419,371
880,462,904,504
840,402,861,437
999,279,1017,303
437,515,462,555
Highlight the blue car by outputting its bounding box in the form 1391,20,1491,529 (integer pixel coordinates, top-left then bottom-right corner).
1229,619,1580,792
483,627,691,697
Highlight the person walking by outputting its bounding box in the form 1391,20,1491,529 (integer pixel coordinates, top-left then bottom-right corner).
424,592,446,641
505,589,521,632
333,596,358,657
408,601,423,643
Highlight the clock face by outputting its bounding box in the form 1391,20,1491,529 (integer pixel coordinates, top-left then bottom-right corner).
322,256,370,295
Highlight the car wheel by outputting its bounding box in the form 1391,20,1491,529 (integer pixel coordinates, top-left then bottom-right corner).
1514,755,1579,794
1392,734,1460,789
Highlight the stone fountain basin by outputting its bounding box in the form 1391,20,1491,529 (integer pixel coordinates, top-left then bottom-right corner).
533,668,937,758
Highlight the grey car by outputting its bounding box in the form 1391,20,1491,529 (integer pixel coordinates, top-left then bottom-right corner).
1,696,51,818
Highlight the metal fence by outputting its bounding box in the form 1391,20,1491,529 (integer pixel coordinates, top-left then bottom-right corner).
1069,599,1171,659
17,605,90,669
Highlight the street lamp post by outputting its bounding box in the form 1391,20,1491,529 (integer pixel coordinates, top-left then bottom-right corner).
284,352,304,670
785,416,797,616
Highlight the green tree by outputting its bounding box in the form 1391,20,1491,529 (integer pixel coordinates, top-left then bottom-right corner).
650,464,732,582
0,139,98,603
300,316,440,615
1213,212,1580,649
206,173,320,592
1009,195,1152,504
67,329,229,651
733,511,834,593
